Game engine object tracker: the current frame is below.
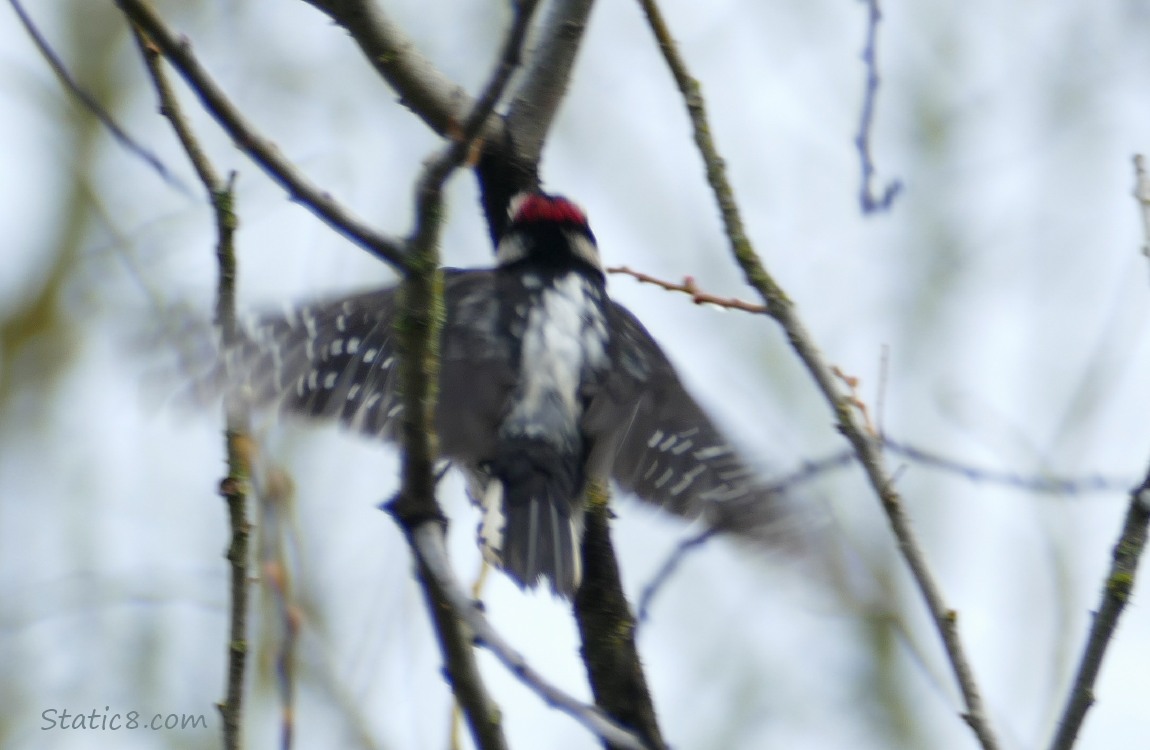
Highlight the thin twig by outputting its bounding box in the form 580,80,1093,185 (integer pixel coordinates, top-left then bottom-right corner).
1047,472,1150,750
1047,158,1150,750
882,440,1132,496
252,463,300,750
1135,155,1150,277
410,523,649,750
8,0,191,196
130,25,252,749
606,265,767,313
635,1,999,747
114,0,409,271
635,528,715,627
854,0,902,214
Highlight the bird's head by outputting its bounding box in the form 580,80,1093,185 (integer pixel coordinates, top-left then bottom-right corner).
496,192,602,275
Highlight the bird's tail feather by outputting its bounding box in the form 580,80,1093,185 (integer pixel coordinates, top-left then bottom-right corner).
472,442,584,597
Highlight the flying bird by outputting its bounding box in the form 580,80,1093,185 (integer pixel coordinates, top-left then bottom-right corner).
216,192,804,597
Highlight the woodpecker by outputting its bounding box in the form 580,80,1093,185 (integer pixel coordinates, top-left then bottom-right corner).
220,192,798,597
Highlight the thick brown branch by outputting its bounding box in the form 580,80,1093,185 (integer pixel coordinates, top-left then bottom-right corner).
505,0,597,166
574,487,667,750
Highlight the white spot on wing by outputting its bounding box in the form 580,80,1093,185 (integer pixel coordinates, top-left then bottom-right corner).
670,464,705,496
694,445,728,460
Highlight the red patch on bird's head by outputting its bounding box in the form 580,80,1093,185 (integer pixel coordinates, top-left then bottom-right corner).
510,193,588,227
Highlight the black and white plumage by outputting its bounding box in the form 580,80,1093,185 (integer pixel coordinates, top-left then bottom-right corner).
218,192,798,597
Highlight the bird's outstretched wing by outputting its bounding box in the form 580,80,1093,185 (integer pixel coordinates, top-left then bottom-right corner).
215,269,517,461
583,303,801,544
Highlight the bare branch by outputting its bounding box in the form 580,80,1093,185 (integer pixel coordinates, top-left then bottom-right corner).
9,0,191,196
505,0,597,166
635,529,714,627
387,5,541,747
114,0,409,271
1048,158,1150,750
129,27,253,748
475,0,600,244
1048,473,1150,750
574,487,667,750
298,0,504,144
635,1,999,747
251,461,301,750
607,265,767,313
854,0,902,214
410,522,649,750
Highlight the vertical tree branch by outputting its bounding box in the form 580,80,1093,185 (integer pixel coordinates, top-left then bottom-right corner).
129,26,250,750
634,1,999,748
574,484,667,750
384,5,542,748
504,0,597,166
477,0,599,242
854,0,902,214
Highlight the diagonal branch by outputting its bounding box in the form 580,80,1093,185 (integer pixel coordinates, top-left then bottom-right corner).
298,0,504,144
9,0,191,195
635,1,1000,748
114,0,409,271
1047,471,1150,750
409,523,649,750
1047,157,1150,750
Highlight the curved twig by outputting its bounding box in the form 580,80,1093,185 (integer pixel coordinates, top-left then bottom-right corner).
854,0,902,213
